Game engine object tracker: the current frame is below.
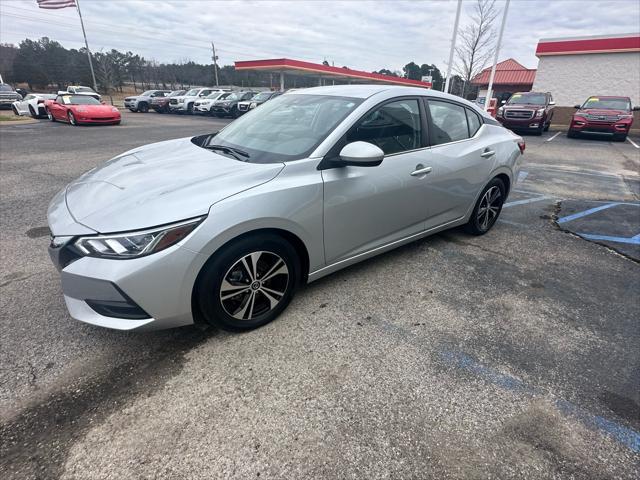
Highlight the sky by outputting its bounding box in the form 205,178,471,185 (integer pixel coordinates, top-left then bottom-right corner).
1,0,639,74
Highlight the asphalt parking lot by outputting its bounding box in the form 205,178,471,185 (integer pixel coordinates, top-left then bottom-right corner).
1,112,639,479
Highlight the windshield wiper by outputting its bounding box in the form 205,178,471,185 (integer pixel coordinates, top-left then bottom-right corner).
205,144,250,161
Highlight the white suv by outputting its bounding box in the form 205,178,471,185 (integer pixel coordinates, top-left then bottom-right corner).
169,88,228,114
194,91,232,114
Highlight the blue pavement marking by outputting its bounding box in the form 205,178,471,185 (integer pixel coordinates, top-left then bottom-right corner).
556,202,640,224
517,170,528,182
442,350,640,453
577,233,640,245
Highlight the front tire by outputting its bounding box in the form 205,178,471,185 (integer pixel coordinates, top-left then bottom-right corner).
613,133,627,142
196,234,300,331
29,105,37,118
46,108,55,122
465,178,506,235
567,129,578,138
186,103,194,114
68,111,78,126
138,102,149,113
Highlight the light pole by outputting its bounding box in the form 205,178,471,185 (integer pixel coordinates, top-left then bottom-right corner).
485,0,510,111
444,0,462,94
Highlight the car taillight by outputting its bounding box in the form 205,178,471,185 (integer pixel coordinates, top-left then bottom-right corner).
518,140,525,154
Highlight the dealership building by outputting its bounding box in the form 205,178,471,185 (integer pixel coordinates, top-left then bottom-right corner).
533,33,640,107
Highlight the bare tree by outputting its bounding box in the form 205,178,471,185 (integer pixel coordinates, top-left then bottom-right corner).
454,0,498,98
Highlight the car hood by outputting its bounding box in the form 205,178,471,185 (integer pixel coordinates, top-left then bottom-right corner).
69,104,117,114
503,104,545,109
61,137,285,233
576,108,629,116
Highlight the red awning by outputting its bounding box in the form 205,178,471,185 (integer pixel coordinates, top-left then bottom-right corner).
537,33,640,56
234,58,432,88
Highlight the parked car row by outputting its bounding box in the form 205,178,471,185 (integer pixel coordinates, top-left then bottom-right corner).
495,91,637,141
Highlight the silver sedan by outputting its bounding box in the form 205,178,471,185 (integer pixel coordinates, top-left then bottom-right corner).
47,85,524,331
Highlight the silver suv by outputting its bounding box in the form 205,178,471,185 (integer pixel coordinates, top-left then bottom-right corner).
47,85,523,332
124,90,170,113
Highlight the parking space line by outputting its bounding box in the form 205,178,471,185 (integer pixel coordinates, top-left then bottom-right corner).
627,137,640,149
577,233,640,245
503,196,549,208
546,132,562,142
556,203,623,223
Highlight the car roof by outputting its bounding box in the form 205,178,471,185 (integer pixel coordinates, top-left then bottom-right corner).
586,95,630,99
288,84,458,100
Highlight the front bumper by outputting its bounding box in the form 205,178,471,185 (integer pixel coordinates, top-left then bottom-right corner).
49,238,205,331
124,100,138,109
570,118,631,135
497,116,544,130
74,115,121,124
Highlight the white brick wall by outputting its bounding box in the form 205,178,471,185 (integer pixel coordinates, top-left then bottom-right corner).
533,51,640,107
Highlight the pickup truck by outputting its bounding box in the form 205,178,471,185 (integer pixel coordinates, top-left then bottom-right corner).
0,84,22,109
496,91,555,135
66,85,101,100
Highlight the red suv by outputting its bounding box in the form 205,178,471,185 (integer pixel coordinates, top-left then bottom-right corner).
568,96,637,141
496,91,555,135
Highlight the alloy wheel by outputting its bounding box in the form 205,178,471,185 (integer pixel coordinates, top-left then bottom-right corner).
68,112,76,125
219,251,289,321
477,186,502,231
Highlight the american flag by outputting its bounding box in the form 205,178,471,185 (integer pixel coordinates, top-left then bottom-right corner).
37,0,77,9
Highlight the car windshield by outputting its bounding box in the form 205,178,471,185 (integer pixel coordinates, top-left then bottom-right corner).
582,97,631,111
252,92,272,101
225,92,244,101
169,90,185,97
203,94,362,163
141,90,156,96
185,89,199,96
507,93,546,105
206,92,223,99
75,87,95,93
0,84,13,92
59,95,101,105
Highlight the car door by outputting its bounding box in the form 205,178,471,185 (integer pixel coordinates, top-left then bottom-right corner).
16,94,31,114
421,99,497,229
49,96,66,120
322,97,433,264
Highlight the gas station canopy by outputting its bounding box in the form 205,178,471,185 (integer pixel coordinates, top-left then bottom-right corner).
234,58,433,89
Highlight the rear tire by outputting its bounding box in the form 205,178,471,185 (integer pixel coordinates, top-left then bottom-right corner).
464,178,506,235
196,234,300,331
186,103,194,114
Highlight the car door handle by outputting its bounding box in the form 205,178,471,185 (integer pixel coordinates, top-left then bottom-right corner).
410,165,432,177
480,149,496,158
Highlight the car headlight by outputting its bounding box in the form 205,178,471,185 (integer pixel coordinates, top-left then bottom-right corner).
497,107,504,116
111,107,119,113
74,217,204,259
535,108,545,118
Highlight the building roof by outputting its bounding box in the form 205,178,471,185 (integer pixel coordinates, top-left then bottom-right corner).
471,58,536,86
234,58,432,88
536,33,640,56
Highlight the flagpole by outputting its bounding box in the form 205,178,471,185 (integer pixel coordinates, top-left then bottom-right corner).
75,0,98,92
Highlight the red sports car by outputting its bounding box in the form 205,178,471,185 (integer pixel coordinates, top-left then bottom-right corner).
45,94,121,126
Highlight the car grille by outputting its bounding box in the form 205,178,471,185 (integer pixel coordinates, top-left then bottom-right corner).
505,109,534,119
238,104,248,111
585,114,619,122
170,99,178,104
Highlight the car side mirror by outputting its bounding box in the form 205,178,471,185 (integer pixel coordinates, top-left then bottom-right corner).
633,106,640,111
549,101,555,106
101,100,106,104
574,105,581,109
338,141,384,167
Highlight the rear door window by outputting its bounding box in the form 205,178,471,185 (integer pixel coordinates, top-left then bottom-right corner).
466,108,482,137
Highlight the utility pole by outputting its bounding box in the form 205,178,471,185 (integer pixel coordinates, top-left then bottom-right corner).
75,0,97,92
211,42,219,87
444,0,462,94
485,0,510,111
